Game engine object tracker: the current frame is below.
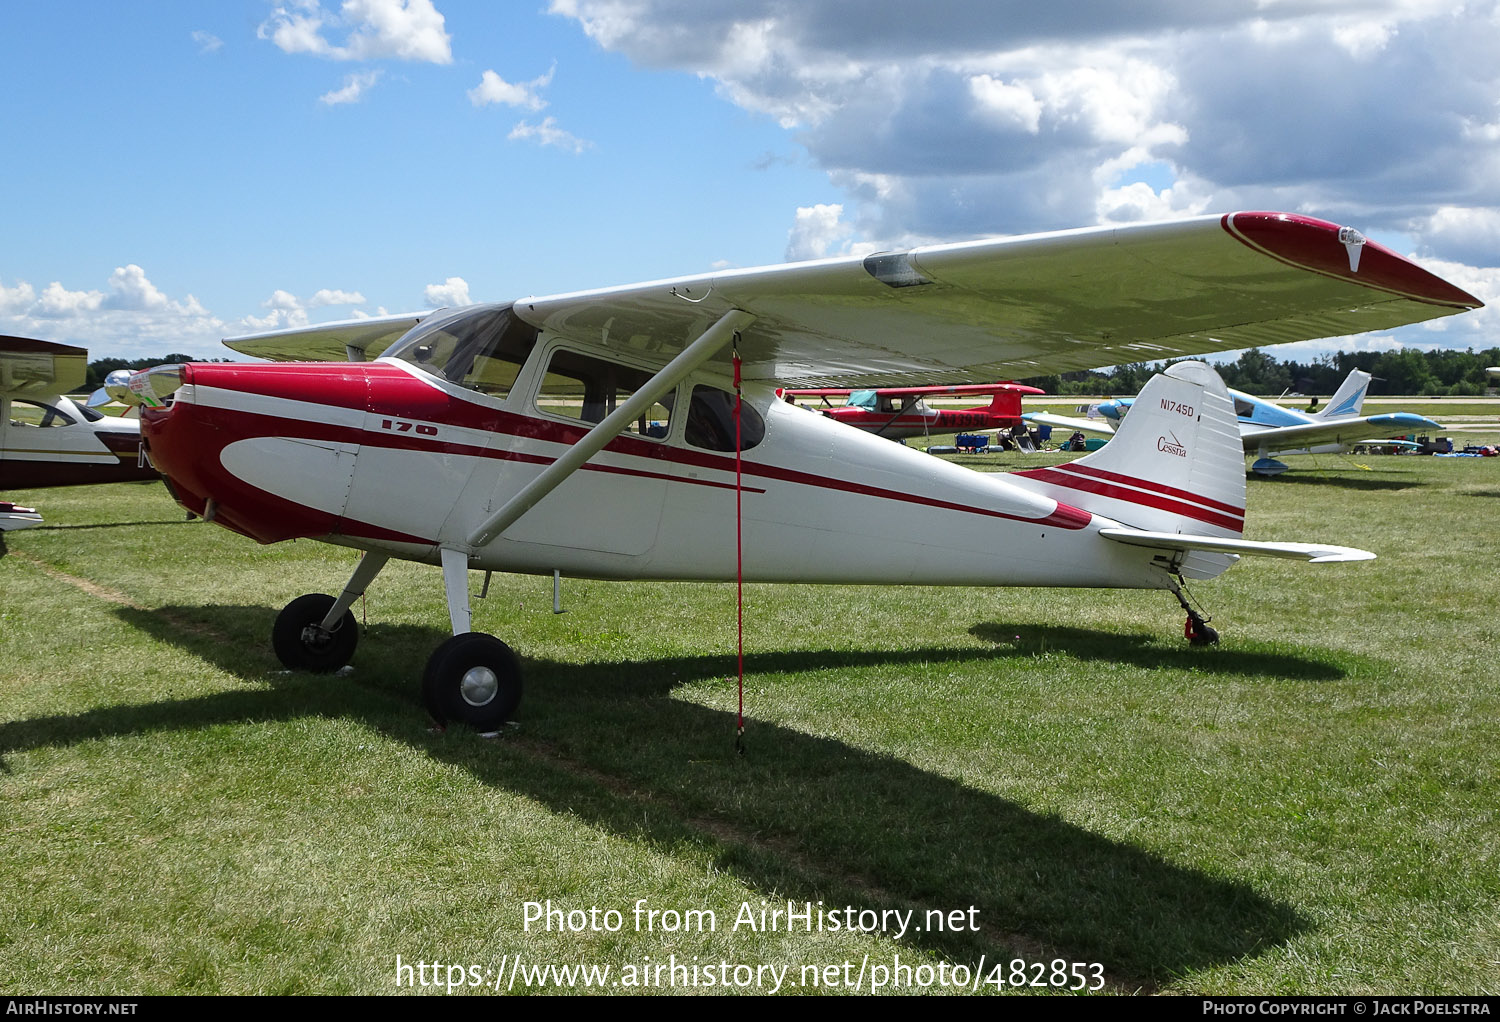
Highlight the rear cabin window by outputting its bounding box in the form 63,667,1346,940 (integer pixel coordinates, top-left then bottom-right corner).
537,349,673,439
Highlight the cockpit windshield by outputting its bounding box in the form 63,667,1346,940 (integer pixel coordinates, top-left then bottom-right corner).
381,304,540,399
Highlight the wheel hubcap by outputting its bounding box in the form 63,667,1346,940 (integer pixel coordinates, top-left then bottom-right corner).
460,666,499,706
300,624,332,651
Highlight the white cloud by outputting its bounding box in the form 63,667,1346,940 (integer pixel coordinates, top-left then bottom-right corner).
0,278,37,315
424,277,471,307
551,0,1500,356
309,288,367,307
192,30,224,54
0,267,228,359
508,117,592,153
104,265,171,311
36,281,104,318
967,75,1042,134
260,0,452,64
320,70,382,105
1416,207,1500,265
469,65,555,111
785,203,850,261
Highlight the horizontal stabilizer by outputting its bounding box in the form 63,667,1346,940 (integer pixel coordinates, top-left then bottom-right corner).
1023,411,1115,435
1099,527,1374,563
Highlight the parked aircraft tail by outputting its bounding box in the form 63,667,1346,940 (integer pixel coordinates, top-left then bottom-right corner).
1011,362,1372,580
1315,369,1373,419
1014,361,1246,538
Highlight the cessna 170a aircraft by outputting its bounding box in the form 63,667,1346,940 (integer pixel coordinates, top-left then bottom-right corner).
780,382,1042,439
123,212,1482,730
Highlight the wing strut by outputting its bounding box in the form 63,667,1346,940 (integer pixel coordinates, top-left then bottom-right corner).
466,308,757,548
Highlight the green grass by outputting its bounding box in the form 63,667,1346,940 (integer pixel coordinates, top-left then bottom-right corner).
3,445,1499,995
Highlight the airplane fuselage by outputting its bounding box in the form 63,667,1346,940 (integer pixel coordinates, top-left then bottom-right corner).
141,356,1173,591
0,394,155,489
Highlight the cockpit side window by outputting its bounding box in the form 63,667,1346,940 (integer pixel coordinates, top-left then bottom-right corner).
382,304,539,402
536,348,673,439
8,399,76,428
684,385,764,452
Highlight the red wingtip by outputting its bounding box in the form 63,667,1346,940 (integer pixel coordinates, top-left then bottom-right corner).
1222,211,1483,310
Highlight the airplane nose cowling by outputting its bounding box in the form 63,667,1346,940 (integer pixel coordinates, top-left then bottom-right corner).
141,362,368,544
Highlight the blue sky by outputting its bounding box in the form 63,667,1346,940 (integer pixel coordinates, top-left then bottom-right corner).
3,1,1498,363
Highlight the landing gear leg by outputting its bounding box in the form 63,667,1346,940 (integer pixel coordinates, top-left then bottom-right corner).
1167,574,1219,646
423,547,523,731
271,552,389,671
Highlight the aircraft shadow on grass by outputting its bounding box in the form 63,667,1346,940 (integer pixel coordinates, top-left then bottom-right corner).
1246,472,1416,492
0,603,1311,988
968,623,1349,680
28,519,199,532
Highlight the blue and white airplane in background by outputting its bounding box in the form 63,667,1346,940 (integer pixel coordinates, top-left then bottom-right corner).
1029,369,1443,476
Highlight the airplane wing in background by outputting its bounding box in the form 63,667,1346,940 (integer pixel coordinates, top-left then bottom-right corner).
223,312,431,362
220,213,1481,385
1242,412,1444,454
0,336,88,397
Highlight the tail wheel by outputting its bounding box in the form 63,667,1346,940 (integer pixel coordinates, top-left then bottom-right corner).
422,632,522,731
1184,612,1219,646
272,593,359,672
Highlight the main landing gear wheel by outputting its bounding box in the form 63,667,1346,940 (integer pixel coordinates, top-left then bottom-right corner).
422,632,522,731
272,593,359,672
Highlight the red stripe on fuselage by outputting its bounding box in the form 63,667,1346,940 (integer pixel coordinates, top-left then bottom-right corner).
1045,463,1246,518
1013,466,1244,533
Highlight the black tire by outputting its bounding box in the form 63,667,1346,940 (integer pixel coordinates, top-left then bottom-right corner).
272,593,359,672
422,632,522,731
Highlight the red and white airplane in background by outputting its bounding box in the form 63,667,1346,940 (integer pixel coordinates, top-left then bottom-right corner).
121,212,1481,730
1,338,157,528
780,382,1041,439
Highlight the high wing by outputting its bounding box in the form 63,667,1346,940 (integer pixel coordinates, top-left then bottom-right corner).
1241,412,1443,454
220,212,1481,385
0,336,87,397
512,212,1480,387
223,311,430,362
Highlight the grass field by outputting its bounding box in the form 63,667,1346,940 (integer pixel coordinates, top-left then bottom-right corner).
2,436,1498,996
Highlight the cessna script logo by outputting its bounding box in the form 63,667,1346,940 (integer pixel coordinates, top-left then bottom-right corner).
1157,431,1187,458
1156,398,1192,458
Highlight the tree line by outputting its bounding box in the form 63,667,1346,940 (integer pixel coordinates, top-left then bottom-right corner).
1019,346,1500,397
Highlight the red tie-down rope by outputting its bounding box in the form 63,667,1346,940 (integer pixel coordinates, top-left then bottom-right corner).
733,335,746,755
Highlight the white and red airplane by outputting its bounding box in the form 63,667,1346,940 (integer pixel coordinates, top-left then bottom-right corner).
123,212,1481,730
780,382,1042,439
1,337,156,498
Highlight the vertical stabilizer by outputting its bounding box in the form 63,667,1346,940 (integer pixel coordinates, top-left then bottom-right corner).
1316,369,1373,419
1011,361,1246,540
